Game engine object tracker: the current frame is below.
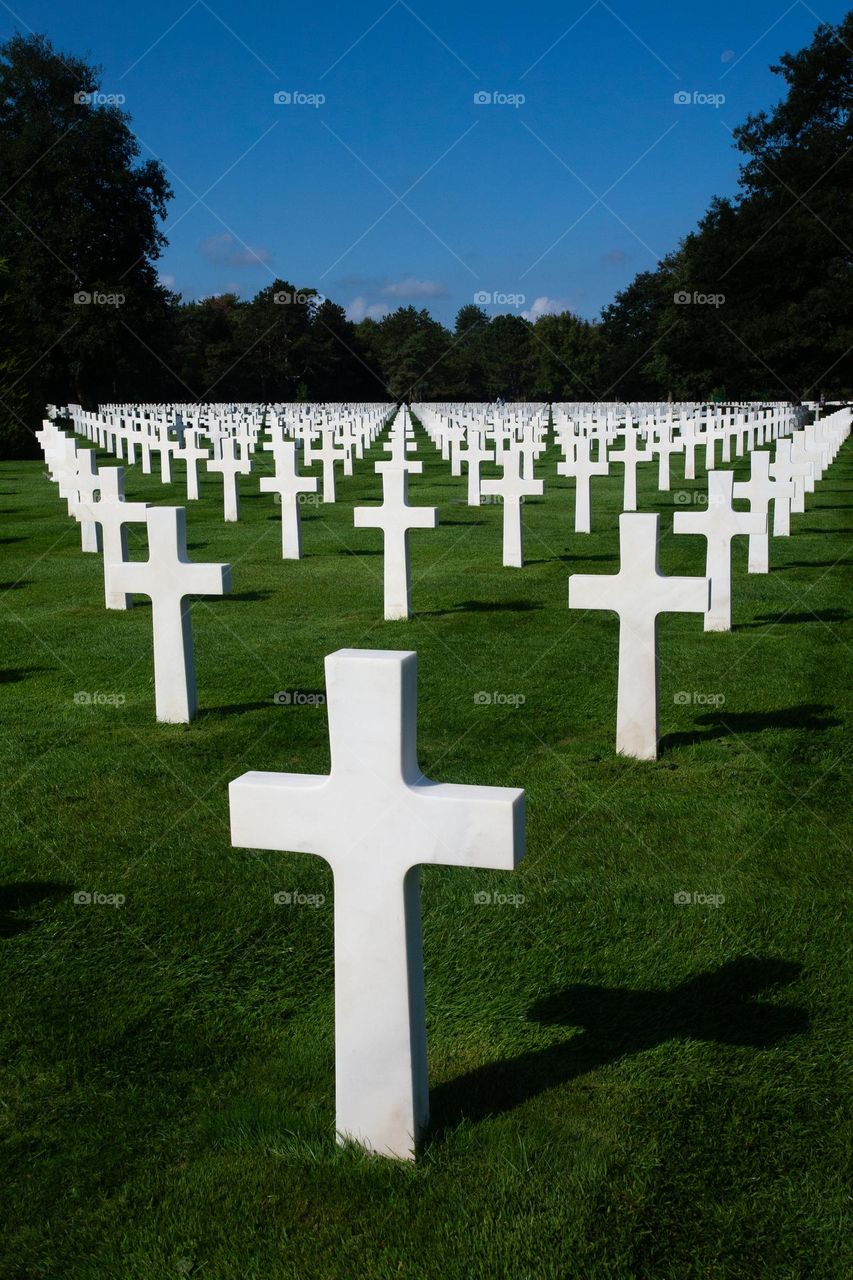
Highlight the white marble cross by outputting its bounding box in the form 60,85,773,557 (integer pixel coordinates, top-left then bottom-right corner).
158,421,177,484
314,430,346,503
733,451,794,572
138,419,154,474
557,436,608,533
176,427,210,501
610,426,654,512
260,441,318,559
681,416,701,480
674,470,764,631
229,647,525,1159
75,467,149,609
652,422,682,492
480,446,544,567
109,506,231,722
769,441,811,534
69,448,102,553
207,436,251,522
383,413,419,470
458,431,492,506
354,465,437,620
444,422,465,475
568,513,709,759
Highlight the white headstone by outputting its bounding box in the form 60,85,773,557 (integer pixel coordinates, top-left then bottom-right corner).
259,442,318,559
353,466,437,620
176,427,210,501
557,436,608,534
568,513,710,759
108,507,231,722
75,467,149,609
610,424,654,511
480,446,544,567
229,648,525,1159
673,470,764,631
207,436,251,522
732,452,794,573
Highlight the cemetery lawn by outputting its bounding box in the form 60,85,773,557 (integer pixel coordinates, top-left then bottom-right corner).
1,427,851,1280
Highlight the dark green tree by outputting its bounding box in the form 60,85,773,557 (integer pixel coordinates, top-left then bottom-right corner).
374,306,454,400
601,13,853,401
308,299,383,400
0,32,172,451
0,255,44,455
480,314,534,399
530,311,603,401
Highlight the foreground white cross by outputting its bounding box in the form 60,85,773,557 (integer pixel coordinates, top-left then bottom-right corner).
260,441,319,558
354,466,437,620
673,470,764,631
568,513,710,760
229,648,525,1159
75,467,149,609
109,507,231,722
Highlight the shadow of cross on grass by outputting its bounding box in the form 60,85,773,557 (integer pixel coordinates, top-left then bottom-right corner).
660,705,841,750
429,958,807,1137
0,881,72,938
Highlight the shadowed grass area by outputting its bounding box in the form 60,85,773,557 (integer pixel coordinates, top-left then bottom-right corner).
0,422,850,1280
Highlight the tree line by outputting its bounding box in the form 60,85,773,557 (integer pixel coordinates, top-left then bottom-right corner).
1,16,851,457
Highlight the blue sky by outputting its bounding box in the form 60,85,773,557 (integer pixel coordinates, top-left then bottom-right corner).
2,0,847,323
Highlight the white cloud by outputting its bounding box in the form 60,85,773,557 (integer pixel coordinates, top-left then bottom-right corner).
346,296,389,322
200,233,272,268
380,277,448,299
159,273,176,289
521,296,573,322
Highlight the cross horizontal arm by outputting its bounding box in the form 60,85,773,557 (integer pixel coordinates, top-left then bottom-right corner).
409,782,524,870
568,573,623,614
230,772,330,857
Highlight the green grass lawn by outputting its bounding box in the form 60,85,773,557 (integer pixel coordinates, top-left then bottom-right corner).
1,421,851,1280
